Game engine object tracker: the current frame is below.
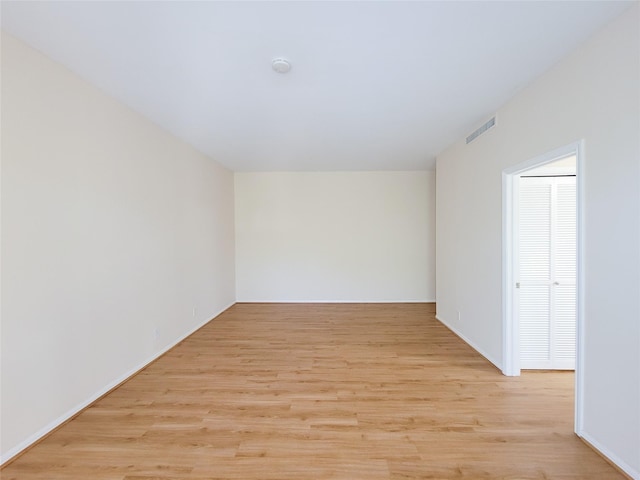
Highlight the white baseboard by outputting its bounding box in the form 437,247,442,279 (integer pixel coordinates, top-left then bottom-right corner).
435,314,502,370
235,299,437,303
578,430,639,479
0,301,235,466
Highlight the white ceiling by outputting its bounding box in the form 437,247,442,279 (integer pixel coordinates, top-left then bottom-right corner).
1,1,634,171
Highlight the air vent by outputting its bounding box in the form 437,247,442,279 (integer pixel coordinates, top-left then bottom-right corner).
466,116,496,144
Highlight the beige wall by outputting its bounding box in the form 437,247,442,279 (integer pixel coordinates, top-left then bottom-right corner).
436,6,639,476
0,33,236,461
235,171,435,302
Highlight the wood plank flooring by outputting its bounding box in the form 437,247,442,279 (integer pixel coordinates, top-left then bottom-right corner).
1,303,625,479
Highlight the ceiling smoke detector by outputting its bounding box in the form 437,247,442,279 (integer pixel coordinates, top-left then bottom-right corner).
272,58,291,74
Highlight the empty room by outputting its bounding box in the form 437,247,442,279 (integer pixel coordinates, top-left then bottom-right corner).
1,1,638,479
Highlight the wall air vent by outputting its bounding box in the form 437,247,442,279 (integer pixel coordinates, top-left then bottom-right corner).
466,116,496,144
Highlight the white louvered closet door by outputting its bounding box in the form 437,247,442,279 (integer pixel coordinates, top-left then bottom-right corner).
517,176,576,370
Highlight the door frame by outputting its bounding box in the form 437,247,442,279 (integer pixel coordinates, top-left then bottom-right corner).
501,140,585,434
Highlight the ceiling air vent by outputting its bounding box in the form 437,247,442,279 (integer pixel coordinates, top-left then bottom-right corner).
466,116,496,144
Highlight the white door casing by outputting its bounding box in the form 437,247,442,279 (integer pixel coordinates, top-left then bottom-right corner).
501,140,584,435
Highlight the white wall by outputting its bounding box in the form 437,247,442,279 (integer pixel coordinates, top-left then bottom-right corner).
436,6,639,477
0,33,236,462
235,171,435,302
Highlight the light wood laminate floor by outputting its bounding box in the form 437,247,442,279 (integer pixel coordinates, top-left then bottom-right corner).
1,303,624,479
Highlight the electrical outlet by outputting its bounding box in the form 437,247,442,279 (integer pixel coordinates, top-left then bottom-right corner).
457,311,461,322
153,328,160,341
192,307,196,318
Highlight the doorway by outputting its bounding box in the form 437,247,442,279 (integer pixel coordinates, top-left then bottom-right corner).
502,141,584,432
